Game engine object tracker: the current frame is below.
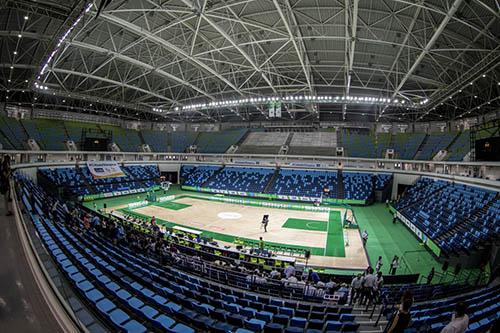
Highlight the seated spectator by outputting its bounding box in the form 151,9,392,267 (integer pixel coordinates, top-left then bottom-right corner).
441,302,469,333
325,277,337,293
309,268,320,284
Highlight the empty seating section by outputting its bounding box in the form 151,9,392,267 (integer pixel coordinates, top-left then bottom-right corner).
141,129,168,152
205,167,274,193
416,132,457,160
180,165,220,187
0,115,479,166
446,131,470,161
39,167,86,188
39,165,159,197
381,283,474,304
342,172,373,200
20,119,45,148
396,178,499,253
391,133,426,160
196,129,247,153
408,286,500,332
237,132,289,154
181,165,389,201
19,176,364,333
64,121,86,144
374,173,392,190
170,132,198,152
374,133,391,157
269,169,338,198
33,119,68,150
341,129,376,158
0,115,27,149
111,127,142,152
288,132,338,156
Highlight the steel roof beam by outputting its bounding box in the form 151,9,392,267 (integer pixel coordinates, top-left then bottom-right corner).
377,0,464,121
99,13,243,96
50,67,176,103
272,0,314,95
67,40,214,99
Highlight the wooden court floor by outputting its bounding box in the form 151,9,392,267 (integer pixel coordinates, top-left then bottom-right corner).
127,197,369,270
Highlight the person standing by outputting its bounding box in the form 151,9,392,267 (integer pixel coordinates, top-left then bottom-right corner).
376,256,383,273
386,298,413,333
390,255,399,275
361,230,369,246
360,267,376,305
441,302,469,333
374,272,384,303
427,267,435,284
0,155,12,216
349,273,363,305
258,237,265,253
263,216,268,232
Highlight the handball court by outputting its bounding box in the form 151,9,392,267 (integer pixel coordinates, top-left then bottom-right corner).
127,196,369,270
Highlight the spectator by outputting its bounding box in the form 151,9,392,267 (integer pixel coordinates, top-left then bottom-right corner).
350,273,363,305
441,302,469,333
83,214,91,232
295,276,305,289
309,269,320,284
386,298,412,333
255,274,267,285
315,282,326,298
91,214,101,230
286,274,298,286
374,271,384,303
325,278,337,293
284,263,295,278
304,282,317,298
270,268,281,280
360,267,376,305
1,155,14,216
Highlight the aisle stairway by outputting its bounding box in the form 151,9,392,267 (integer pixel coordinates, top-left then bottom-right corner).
337,170,345,199
263,167,280,194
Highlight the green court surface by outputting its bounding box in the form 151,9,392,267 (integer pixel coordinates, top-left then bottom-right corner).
352,204,458,279
152,201,191,210
282,218,327,231
325,211,345,257
281,212,345,257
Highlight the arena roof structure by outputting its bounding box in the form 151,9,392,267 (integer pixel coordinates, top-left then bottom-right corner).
1,0,499,122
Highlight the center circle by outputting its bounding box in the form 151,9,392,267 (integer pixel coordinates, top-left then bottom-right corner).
218,212,242,220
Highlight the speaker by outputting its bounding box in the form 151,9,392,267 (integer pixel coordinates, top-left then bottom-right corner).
442,261,449,272
454,263,462,275
103,203,107,209
304,250,311,259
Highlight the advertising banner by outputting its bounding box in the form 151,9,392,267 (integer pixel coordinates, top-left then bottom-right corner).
396,210,441,257
86,161,125,179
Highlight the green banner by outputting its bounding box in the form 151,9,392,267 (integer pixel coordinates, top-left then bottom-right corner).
426,238,442,257
82,185,161,202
